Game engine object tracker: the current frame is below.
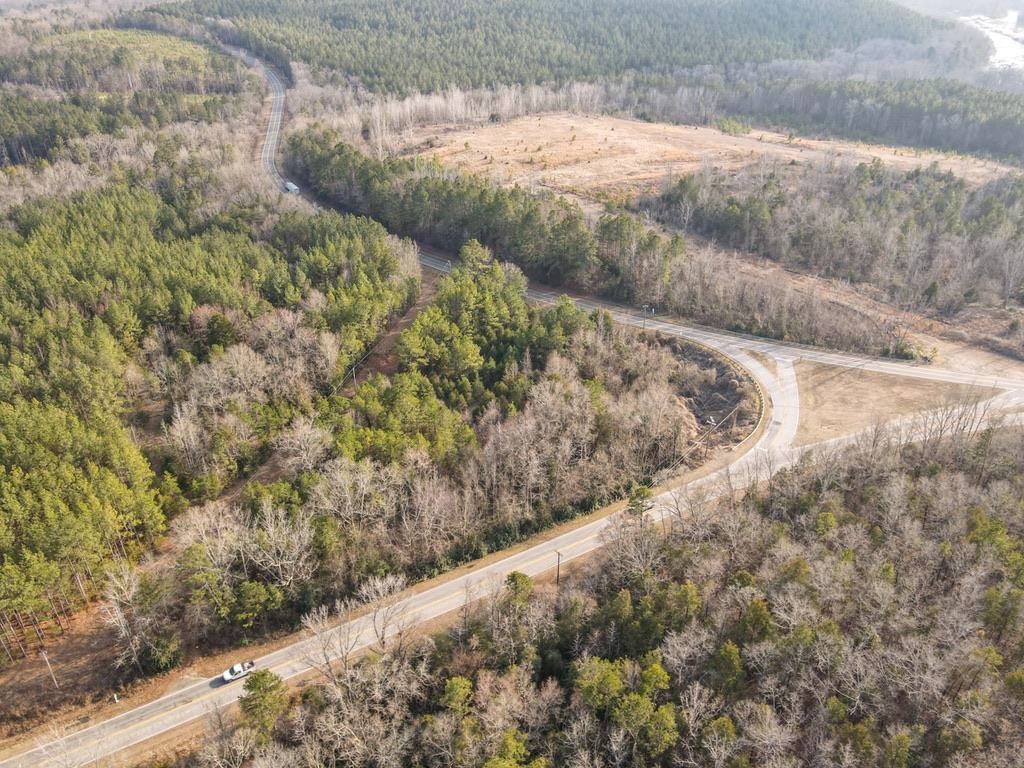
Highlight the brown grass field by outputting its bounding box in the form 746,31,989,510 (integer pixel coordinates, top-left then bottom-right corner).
398,113,1016,202
793,361,1000,446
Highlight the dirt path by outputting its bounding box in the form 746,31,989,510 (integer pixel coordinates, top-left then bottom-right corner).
339,270,440,396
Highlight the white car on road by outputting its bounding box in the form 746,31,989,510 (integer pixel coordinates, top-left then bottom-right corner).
221,660,255,683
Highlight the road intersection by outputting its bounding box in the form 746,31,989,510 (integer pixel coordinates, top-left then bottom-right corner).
7,258,1023,766
5,56,1024,768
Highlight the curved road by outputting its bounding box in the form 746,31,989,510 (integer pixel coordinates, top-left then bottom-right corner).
222,45,287,189
258,61,286,189
7,56,1024,768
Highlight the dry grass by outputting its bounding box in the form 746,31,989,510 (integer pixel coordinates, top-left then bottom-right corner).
793,361,999,446
398,113,1017,203
398,113,1024,368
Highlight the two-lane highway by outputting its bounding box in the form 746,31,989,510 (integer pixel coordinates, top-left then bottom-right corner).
8,258,1023,766
7,52,1024,768
221,45,286,189
258,61,286,189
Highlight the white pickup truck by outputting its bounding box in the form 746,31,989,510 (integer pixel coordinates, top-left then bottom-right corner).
221,660,255,682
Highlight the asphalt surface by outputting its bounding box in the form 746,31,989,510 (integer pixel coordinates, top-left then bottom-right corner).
7,55,1024,768
257,60,286,189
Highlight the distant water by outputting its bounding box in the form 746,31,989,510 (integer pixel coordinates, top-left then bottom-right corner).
960,11,1024,70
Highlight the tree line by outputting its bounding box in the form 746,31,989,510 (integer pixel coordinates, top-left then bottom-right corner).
138,0,938,96
642,159,1024,322
0,28,255,167
114,0,1024,170
719,78,1024,164
288,128,908,355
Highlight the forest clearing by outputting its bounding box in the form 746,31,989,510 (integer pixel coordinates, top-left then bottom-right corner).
4,0,1024,765
398,113,1017,201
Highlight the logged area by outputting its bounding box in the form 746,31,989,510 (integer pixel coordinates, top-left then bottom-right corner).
393,114,1024,362
399,114,1016,201
7,0,1024,765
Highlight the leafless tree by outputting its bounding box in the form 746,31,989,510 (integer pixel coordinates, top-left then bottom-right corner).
677,681,722,735
197,708,256,768
666,487,715,541
702,723,739,768
300,601,361,684
735,701,795,763
165,396,210,475
242,503,317,594
309,456,403,527
274,415,331,476
357,573,410,654
101,563,146,673
35,720,95,768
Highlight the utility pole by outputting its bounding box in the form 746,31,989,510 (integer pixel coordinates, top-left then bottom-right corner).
555,551,562,586
641,304,655,331
41,649,59,690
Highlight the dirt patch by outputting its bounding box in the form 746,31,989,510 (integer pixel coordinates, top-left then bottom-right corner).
0,607,130,743
793,361,1001,446
746,350,778,378
398,113,1016,203
919,331,1024,379
340,270,440,395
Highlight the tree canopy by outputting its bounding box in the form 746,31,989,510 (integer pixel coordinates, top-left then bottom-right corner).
0,163,416,620
139,0,938,95
0,29,254,167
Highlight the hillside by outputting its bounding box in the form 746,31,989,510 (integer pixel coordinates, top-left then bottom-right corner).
136,0,940,94
185,423,1024,768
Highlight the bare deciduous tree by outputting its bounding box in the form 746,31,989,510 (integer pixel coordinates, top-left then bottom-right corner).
101,563,145,674
274,415,331,476
357,573,409,654
244,503,317,594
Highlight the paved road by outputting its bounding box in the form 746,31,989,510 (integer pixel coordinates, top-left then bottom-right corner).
8,55,1024,768
9,265,1024,768
221,45,286,189
258,62,286,189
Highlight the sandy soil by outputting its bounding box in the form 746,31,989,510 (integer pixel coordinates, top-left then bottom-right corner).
925,333,1024,378
398,113,1017,202
793,361,1001,446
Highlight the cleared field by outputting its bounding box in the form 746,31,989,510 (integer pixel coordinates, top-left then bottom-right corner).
793,360,999,446
399,113,1024,366
42,29,217,63
399,113,1016,201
